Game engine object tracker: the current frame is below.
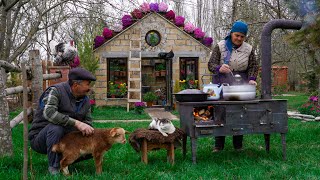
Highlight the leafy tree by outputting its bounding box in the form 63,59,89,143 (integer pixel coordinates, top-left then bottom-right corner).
285,0,320,101
77,30,99,75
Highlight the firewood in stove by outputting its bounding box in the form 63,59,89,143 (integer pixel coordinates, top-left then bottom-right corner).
205,110,210,116
198,109,205,115
194,115,203,121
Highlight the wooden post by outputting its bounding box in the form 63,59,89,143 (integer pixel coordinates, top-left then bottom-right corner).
167,143,175,165
30,50,43,110
22,63,28,180
0,67,13,157
141,139,148,164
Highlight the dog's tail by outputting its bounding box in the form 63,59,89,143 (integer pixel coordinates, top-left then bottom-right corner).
51,144,60,153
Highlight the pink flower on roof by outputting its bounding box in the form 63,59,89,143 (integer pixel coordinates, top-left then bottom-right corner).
159,2,168,12
165,10,175,20
140,2,150,12
184,22,195,33
194,28,205,39
102,27,113,39
175,16,185,27
113,24,123,32
202,37,213,47
122,15,133,28
94,36,105,48
150,3,159,12
131,8,143,19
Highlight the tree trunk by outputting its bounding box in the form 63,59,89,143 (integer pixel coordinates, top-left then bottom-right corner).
31,50,43,110
0,67,13,157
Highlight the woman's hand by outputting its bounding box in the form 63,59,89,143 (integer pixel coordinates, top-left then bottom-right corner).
219,64,232,73
248,80,257,86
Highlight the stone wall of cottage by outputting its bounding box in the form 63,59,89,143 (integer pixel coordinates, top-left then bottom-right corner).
93,13,211,107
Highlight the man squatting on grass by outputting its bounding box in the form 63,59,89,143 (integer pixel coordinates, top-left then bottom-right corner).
28,67,96,175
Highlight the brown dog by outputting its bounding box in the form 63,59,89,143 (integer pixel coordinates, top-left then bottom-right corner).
52,128,128,175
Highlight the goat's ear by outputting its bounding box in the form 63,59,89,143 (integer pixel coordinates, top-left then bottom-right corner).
110,128,117,137
125,130,131,134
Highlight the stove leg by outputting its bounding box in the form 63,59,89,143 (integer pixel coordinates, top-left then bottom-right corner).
191,137,197,164
281,133,286,161
264,134,270,153
182,134,187,158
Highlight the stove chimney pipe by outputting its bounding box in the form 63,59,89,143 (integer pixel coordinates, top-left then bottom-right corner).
260,19,302,99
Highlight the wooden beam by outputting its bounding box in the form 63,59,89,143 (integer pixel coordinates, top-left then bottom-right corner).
10,107,32,128
5,86,31,96
43,73,61,80
0,60,21,72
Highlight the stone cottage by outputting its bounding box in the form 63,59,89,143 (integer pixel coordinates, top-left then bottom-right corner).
93,12,212,108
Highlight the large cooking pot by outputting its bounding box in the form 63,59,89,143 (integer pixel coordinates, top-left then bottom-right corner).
173,89,209,102
222,84,256,101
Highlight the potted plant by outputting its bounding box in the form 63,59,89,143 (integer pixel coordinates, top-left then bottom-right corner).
154,64,162,77
134,102,146,114
118,82,127,97
159,64,166,76
108,81,117,98
143,91,158,107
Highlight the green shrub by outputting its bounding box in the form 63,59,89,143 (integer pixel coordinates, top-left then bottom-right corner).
143,91,158,102
273,84,288,95
297,96,320,116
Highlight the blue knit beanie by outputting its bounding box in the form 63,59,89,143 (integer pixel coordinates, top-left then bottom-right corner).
223,20,248,64
230,20,248,35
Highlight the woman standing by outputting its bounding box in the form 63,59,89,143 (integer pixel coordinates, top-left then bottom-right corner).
208,20,259,152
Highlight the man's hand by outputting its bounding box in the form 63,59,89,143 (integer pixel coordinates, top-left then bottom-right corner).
219,64,232,73
75,120,94,136
248,80,257,86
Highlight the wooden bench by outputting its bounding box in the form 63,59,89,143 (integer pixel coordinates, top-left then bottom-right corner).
141,138,175,164
129,128,185,165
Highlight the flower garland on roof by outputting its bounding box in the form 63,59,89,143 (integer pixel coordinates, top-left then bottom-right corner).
94,2,214,49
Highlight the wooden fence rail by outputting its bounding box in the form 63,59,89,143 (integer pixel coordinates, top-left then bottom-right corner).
0,50,64,180
1,50,62,129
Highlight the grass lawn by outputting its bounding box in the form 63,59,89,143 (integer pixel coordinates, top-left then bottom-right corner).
92,106,150,120
1,119,320,179
272,92,309,111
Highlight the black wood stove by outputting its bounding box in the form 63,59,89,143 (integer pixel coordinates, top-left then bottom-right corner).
178,100,288,163
177,19,302,164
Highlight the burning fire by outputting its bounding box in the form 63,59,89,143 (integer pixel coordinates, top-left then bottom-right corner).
193,106,212,121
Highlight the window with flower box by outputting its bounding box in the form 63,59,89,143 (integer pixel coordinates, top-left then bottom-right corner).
179,58,199,90
107,58,128,98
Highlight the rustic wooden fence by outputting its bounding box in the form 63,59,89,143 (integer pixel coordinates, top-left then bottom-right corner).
0,50,62,179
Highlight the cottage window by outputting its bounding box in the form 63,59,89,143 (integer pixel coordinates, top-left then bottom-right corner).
179,58,199,88
145,30,161,47
107,58,127,98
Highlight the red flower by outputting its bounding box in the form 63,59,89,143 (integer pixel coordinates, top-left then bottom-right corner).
165,10,175,20
89,99,96,105
102,27,113,39
131,9,143,19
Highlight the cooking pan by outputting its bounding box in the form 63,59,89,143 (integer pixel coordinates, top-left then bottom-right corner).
173,89,209,102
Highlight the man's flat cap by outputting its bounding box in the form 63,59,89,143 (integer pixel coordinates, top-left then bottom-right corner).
68,67,96,81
